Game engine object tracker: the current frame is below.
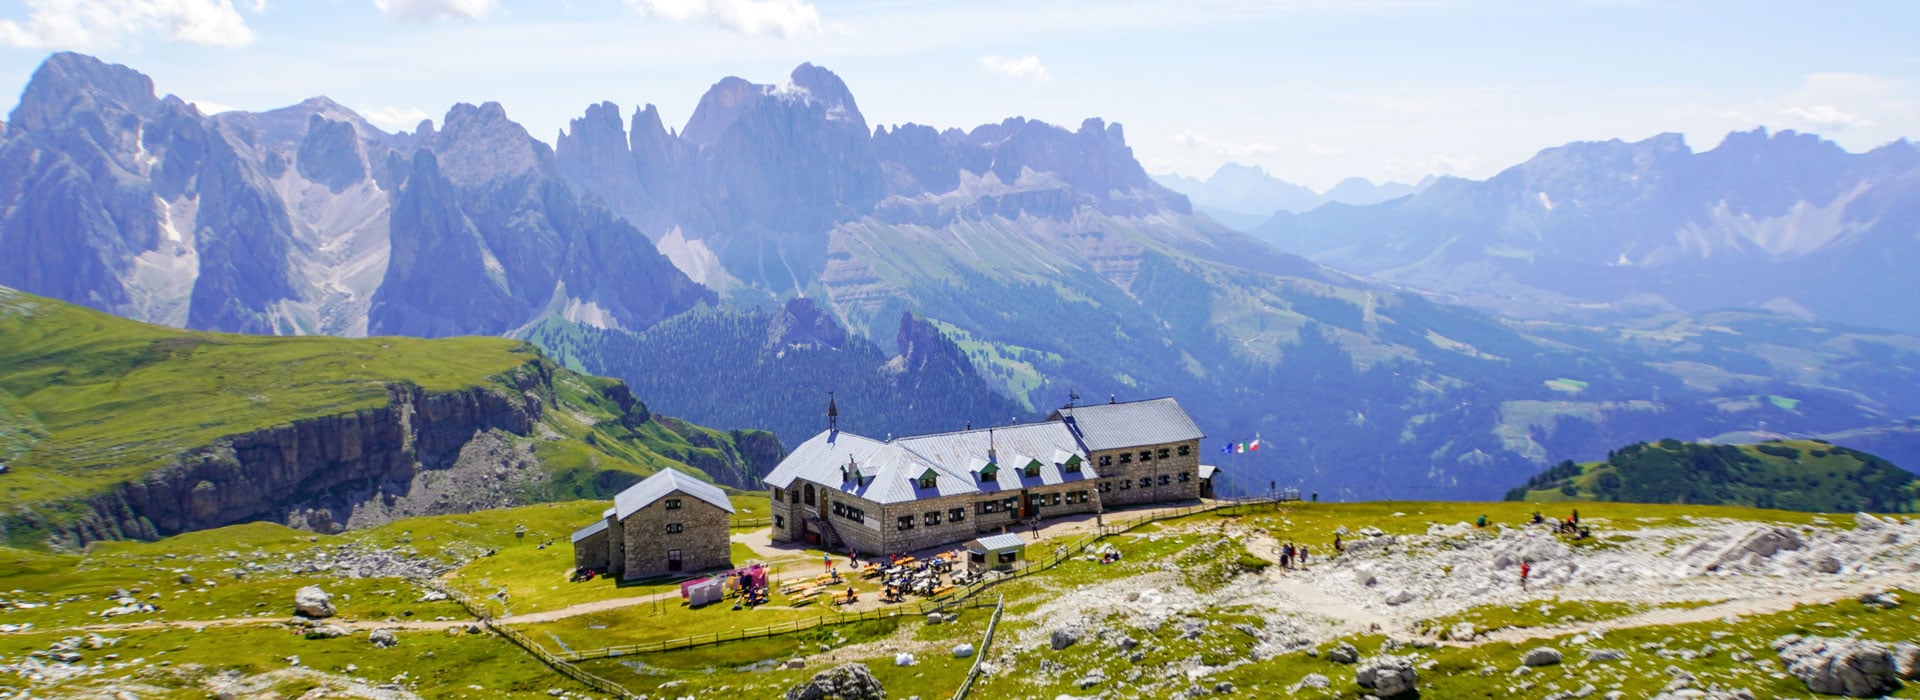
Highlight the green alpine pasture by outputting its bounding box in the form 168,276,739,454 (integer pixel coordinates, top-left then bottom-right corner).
0,287,778,546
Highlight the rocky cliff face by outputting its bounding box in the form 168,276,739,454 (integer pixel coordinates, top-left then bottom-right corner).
34,362,552,548
0,53,709,338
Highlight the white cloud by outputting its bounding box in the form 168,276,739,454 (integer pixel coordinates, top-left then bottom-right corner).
1172,129,1277,159
624,0,824,38
373,0,496,22
980,54,1050,85
1305,143,1343,156
0,0,257,49
1777,105,1873,131
361,106,433,132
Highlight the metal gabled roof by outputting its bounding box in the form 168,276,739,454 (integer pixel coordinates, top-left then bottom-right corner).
1052,397,1204,452
971,533,1027,551
613,467,735,519
570,518,608,543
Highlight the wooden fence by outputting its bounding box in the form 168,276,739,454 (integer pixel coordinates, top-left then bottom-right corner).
546,498,1242,661
436,497,1263,698
949,595,1005,700
428,582,641,699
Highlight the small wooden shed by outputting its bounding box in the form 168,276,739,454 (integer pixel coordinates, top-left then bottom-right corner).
966,533,1027,572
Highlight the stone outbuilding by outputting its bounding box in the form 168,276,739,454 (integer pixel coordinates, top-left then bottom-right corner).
572,468,735,580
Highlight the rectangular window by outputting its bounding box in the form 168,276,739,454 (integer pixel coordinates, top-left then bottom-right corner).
949,507,966,522
773,488,784,502
665,523,684,534
1099,455,1112,467
668,549,682,572
897,515,914,531
1138,477,1151,488
842,507,865,523
1158,475,1171,486
918,475,937,489
1119,479,1131,490
1064,459,1081,473
1139,450,1152,462
775,515,785,529
1179,472,1191,483
1099,481,1111,493
1177,445,1191,457
665,498,683,510
981,500,999,514
1157,448,1170,459
924,511,940,526
1024,465,1040,478
1118,453,1132,464
1050,493,1061,506
1003,497,1018,512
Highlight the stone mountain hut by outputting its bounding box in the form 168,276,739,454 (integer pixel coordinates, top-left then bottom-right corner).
573,468,735,580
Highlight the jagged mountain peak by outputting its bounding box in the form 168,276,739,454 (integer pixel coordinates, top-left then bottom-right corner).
10,51,159,133
433,101,552,185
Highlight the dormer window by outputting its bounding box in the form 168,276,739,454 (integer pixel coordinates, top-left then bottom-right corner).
1063,455,1083,473
976,463,999,483
917,469,938,490
1023,461,1041,478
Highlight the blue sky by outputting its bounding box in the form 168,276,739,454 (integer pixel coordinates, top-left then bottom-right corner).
0,0,1913,190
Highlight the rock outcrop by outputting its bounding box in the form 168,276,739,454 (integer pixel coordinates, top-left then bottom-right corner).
1355,655,1418,697
37,361,552,547
784,662,886,700
1774,635,1901,697
294,586,334,618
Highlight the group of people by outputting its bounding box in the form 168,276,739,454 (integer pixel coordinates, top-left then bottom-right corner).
1279,541,1311,569
1529,509,1592,539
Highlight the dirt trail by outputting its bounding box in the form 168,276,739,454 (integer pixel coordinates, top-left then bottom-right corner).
1244,530,1393,635
1464,575,1920,647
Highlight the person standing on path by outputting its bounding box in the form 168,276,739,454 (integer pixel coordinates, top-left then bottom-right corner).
1519,560,1531,590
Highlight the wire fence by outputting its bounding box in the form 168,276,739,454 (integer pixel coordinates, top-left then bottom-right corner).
949,595,1005,700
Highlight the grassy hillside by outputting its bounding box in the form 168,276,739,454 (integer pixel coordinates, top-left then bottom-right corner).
0,286,779,543
1505,438,1918,512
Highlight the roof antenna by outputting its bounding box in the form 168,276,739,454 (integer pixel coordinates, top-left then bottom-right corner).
1109,394,1117,404
827,389,838,432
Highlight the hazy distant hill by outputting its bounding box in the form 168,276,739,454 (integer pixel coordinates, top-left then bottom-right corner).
1506,438,1917,513
1251,129,1920,334
1152,163,1430,229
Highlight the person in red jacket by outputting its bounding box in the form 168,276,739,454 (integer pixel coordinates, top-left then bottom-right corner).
1520,560,1532,590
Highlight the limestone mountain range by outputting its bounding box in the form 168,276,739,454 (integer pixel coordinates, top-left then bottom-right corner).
4,52,1920,499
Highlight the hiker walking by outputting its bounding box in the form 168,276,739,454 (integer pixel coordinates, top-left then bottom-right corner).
1333,534,1344,554
1519,560,1531,590
1571,508,1580,525
1299,545,1309,567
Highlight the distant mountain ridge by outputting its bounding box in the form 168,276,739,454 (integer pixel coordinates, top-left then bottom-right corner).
7,53,1920,501
1152,163,1432,229
0,52,709,338
1251,129,1920,333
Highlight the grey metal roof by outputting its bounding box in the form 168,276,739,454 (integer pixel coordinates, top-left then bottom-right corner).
760,398,1197,506
1198,464,1217,479
570,519,608,543
1052,397,1205,452
971,533,1026,551
613,467,735,519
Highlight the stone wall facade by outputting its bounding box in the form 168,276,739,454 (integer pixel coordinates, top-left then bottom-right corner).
573,528,609,571
769,479,1103,556
1089,439,1203,507
617,493,732,579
